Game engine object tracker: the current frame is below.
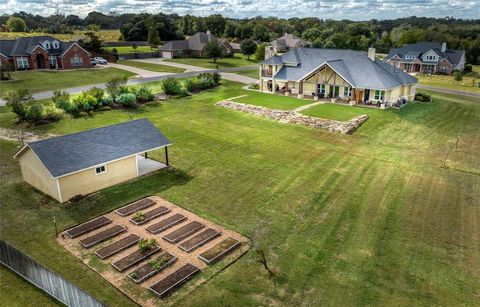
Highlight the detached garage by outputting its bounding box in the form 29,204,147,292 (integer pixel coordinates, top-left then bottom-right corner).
14,119,171,203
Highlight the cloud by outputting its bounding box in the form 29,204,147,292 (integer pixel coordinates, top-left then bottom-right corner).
1,0,478,19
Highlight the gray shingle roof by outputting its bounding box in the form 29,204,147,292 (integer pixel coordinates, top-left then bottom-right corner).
20,119,171,178
385,42,464,66
159,32,218,52
0,36,84,57
271,34,305,49
270,48,417,90
0,40,16,57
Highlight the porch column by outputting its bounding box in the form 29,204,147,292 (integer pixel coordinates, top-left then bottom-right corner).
165,147,169,166
145,152,148,159
297,82,303,98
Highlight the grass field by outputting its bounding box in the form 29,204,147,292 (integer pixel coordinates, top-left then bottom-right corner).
233,91,312,110
118,60,185,73
166,53,258,69
417,65,480,93
0,82,479,306
0,30,121,42
103,46,156,54
234,69,259,79
0,68,134,94
301,103,386,121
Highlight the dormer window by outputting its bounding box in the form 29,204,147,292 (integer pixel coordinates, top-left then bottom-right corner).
43,41,51,49
52,40,60,49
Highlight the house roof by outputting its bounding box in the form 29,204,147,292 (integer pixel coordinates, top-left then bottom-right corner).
269,48,417,90
385,42,464,65
160,40,189,51
0,35,86,57
159,32,219,52
16,119,171,178
271,34,305,49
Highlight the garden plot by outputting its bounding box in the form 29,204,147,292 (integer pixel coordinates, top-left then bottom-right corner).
66,216,111,238
58,196,249,307
79,225,127,248
199,237,241,264
129,206,171,226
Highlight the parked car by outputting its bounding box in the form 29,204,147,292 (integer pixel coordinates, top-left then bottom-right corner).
94,57,108,65
90,58,97,66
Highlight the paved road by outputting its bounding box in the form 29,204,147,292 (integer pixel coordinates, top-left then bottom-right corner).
416,85,480,99
0,65,258,105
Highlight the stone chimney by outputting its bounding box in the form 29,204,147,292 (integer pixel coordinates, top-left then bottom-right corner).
441,42,447,52
368,47,376,61
265,45,274,60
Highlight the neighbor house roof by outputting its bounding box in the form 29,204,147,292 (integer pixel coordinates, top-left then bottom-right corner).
266,48,417,90
271,34,306,50
385,42,464,66
15,119,171,178
0,35,86,58
159,31,224,52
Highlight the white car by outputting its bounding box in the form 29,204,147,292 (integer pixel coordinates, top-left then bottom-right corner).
94,57,108,65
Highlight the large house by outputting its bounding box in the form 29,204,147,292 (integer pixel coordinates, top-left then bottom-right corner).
269,33,307,54
159,31,233,59
14,119,171,203
259,47,417,106
384,42,465,74
0,35,92,71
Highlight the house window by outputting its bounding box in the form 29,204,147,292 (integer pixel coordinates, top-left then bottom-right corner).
343,86,351,97
440,66,448,73
374,90,384,101
95,165,106,175
49,56,57,67
16,57,29,69
70,55,83,66
404,63,412,71
43,41,51,49
52,41,60,49
317,84,326,95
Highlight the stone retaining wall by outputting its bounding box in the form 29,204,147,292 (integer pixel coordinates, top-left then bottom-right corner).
216,100,368,134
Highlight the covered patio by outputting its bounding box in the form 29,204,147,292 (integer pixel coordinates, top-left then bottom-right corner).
136,147,169,176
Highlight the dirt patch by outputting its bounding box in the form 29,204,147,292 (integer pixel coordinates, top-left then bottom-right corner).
58,196,249,306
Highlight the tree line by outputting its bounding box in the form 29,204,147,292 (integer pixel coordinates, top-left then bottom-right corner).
1,12,479,64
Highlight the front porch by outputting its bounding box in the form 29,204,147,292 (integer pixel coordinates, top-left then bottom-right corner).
136,146,170,176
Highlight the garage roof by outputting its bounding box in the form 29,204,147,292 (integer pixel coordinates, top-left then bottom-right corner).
15,119,171,178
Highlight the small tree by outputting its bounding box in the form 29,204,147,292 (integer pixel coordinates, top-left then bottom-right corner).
105,76,128,103
240,39,257,60
204,40,224,63
4,89,33,121
254,43,267,61
7,16,26,32
132,43,137,50
147,26,161,46
454,71,463,83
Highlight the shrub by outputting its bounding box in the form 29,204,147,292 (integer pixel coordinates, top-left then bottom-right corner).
212,72,221,84
72,94,95,113
117,93,137,107
84,87,104,108
161,77,182,95
183,79,200,92
248,82,259,89
134,211,145,222
119,85,131,95
135,85,155,102
415,93,431,102
138,238,157,253
42,103,64,121
111,48,118,54
102,95,113,106
198,75,215,89
464,64,472,73
105,76,128,102
25,103,44,123
4,89,33,121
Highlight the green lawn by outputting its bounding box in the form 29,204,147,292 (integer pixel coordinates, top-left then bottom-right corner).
234,69,259,79
166,53,258,69
1,68,134,94
1,82,479,306
103,46,156,54
233,91,313,110
301,102,386,121
417,65,480,93
119,60,185,73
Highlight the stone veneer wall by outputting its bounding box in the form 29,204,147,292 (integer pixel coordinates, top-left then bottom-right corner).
216,100,368,134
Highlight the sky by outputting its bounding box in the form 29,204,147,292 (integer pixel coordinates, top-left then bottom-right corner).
1,0,479,20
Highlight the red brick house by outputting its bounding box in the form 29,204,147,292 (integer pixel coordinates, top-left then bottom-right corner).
0,36,92,71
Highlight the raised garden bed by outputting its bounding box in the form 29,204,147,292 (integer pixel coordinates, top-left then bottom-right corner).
178,228,221,252
149,263,199,298
112,245,161,272
129,206,171,225
146,213,186,234
66,216,112,238
128,252,177,284
115,198,155,217
198,237,241,264
163,221,204,244
95,234,141,259
79,225,127,248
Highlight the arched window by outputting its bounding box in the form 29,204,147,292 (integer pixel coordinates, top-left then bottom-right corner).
52,40,60,49
43,41,51,49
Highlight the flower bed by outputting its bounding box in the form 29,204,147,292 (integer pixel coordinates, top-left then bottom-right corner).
95,234,141,259
79,225,127,248
178,228,221,252
149,263,199,298
129,206,171,226
128,252,177,283
112,245,161,272
66,216,112,238
198,237,241,264
162,221,204,244
146,213,186,234
115,198,155,217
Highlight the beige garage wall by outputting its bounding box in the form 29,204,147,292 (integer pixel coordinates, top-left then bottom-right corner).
18,148,61,201
58,156,137,201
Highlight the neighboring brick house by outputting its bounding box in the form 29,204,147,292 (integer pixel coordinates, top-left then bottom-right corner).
0,35,92,71
159,31,233,59
384,42,465,75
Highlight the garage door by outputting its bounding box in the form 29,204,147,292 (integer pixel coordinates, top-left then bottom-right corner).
162,51,172,59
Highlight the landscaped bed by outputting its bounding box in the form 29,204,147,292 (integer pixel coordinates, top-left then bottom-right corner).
111,244,161,272
149,263,200,298
79,225,127,248
179,228,221,252
146,213,187,234
115,198,155,216
198,237,241,264
66,216,112,238
128,252,177,283
95,234,141,259
129,206,171,225
163,221,204,243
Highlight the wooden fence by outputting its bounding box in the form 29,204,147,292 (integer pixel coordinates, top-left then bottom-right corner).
0,240,105,307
